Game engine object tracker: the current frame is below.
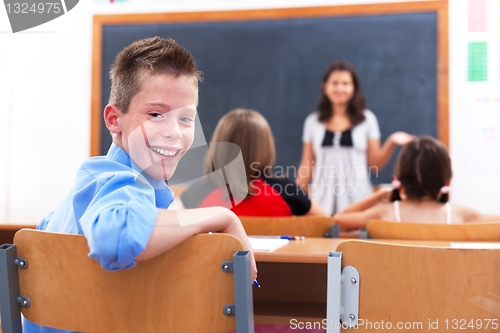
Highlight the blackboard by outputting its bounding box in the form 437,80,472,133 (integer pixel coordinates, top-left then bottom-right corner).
91,2,448,185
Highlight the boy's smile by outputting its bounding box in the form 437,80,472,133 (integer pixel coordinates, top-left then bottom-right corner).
150,147,180,157
107,73,199,180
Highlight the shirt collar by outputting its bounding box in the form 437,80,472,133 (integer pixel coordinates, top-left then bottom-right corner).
106,143,132,168
106,143,173,209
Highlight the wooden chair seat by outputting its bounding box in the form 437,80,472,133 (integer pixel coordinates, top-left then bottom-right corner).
366,220,500,241
0,229,254,333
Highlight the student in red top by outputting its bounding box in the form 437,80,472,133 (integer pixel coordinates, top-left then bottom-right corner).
181,108,327,217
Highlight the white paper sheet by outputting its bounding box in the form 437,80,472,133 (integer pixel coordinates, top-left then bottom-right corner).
249,237,289,252
450,242,500,249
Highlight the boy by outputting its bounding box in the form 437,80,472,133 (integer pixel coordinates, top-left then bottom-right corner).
25,37,256,333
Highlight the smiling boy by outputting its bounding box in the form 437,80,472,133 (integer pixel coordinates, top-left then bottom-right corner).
24,37,256,333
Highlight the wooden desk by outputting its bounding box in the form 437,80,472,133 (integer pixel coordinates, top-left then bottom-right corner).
253,238,460,325
0,224,36,246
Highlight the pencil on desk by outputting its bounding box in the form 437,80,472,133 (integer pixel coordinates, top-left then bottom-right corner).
251,235,305,240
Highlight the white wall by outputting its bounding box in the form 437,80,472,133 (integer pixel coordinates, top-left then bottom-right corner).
0,1,92,223
449,0,500,214
0,0,498,223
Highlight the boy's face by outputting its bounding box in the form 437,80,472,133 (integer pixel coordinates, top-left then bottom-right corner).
112,73,198,180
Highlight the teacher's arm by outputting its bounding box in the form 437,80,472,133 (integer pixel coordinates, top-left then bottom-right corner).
367,132,415,170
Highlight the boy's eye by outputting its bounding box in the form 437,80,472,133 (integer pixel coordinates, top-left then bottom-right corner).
150,112,163,118
180,116,194,123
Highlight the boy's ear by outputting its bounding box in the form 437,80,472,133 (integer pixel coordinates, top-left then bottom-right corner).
104,104,122,134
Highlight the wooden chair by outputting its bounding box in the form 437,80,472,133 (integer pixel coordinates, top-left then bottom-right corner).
0,225,35,247
366,220,500,241
327,240,500,332
239,216,339,238
0,230,254,333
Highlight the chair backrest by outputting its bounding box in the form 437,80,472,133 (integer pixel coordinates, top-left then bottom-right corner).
335,240,500,332
1,229,253,333
366,220,500,241
239,216,335,238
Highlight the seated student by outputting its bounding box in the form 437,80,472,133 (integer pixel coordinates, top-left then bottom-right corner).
333,136,500,230
180,109,325,333
25,37,256,333
181,108,327,217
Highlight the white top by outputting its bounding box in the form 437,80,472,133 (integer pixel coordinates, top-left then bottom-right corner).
302,110,381,215
394,200,452,224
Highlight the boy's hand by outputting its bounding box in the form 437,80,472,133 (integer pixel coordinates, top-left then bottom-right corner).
222,211,258,281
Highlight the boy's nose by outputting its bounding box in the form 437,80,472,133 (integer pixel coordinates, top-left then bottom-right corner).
163,119,182,140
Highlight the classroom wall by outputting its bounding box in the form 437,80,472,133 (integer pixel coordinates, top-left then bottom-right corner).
0,0,498,223
0,1,93,223
449,0,500,214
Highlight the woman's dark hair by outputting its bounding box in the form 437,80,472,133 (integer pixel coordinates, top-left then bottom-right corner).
316,61,366,126
390,136,452,203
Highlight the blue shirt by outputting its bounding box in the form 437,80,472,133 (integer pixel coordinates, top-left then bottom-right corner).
24,144,174,333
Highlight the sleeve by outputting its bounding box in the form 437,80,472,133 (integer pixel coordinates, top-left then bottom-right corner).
365,110,381,140
262,176,311,216
302,113,316,143
73,170,158,271
36,211,54,230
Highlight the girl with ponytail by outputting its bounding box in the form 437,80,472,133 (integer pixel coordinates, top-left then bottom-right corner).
333,136,500,230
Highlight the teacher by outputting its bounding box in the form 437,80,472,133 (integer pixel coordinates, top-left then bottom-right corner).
297,61,413,215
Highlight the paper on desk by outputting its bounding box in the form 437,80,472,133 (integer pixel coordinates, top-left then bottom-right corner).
249,237,289,251
450,242,500,249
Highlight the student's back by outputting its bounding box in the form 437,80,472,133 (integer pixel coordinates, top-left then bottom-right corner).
371,197,494,224
181,109,326,217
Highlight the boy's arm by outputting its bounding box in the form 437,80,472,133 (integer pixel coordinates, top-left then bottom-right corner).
136,207,257,279
76,171,256,278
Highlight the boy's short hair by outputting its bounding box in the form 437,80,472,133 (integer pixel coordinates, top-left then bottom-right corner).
109,36,202,114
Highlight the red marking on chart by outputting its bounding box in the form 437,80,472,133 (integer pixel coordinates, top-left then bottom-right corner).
468,0,487,32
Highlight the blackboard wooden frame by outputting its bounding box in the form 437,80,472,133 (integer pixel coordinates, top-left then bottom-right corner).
91,0,449,161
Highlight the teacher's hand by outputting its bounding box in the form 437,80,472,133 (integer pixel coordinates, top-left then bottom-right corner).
389,131,415,146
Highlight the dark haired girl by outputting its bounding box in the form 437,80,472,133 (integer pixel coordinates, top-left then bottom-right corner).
297,60,414,215
333,136,500,230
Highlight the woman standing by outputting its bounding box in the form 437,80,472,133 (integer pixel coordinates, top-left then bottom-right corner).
297,61,413,215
